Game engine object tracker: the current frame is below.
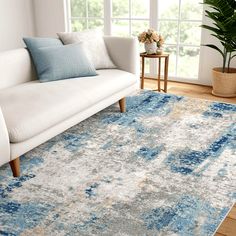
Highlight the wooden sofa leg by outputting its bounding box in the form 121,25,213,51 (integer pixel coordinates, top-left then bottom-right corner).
119,98,126,113
9,157,20,177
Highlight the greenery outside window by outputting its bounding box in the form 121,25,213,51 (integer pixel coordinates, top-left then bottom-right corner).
69,0,104,31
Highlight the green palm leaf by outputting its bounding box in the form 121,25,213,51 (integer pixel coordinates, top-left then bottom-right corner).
201,24,223,34
203,44,224,57
203,0,234,17
201,0,236,70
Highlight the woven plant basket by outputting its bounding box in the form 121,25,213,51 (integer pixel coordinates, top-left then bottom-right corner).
212,68,236,98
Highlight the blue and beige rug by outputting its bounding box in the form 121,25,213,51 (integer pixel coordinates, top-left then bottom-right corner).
0,91,235,235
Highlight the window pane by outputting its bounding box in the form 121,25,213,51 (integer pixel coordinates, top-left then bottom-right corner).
177,46,200,78
145,58,150,74
112,20,129,36
140,58,150,74
149,48,176,78
131,20,149,37
181,0,203,20
88,19,104,30
112,0,129,18
180,22,201,45
158,21,178,44
131,0,149,18
71,0,86,17
158,0,179,19
88,0,104,17
139,43,145,53
71,19,87,32
165,45,177,76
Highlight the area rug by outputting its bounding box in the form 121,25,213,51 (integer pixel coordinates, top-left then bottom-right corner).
0,91,235,236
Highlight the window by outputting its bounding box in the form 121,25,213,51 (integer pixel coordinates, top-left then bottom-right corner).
111,0,149,37
157,0,202,79
111,0,150,72
68,0,203,81
69,0,104,31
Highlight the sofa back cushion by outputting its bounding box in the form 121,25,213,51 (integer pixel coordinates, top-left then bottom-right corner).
0,49,36,90
57,29,116,70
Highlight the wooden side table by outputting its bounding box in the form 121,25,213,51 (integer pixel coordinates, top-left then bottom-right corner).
140,53,169,92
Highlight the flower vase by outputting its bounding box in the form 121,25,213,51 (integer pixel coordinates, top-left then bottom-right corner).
156,47,163,55
144,42,157,54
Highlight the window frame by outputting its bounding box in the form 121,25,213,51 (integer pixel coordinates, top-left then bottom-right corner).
66,0,203,82
66,0,105,32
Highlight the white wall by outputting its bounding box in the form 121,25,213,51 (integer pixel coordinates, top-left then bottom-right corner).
0,0,35,51
0,0,66,51
33,0,66,37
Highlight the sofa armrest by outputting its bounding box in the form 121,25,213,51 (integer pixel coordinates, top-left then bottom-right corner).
0,107,10,166
104,36,140,78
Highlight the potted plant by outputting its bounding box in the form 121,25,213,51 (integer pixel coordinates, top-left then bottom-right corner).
201,0,236,97
138,29,164,55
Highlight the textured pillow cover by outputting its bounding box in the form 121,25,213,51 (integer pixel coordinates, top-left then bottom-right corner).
23,37,63,59
23,37,64,80
57,29,116,69
29,43,97,82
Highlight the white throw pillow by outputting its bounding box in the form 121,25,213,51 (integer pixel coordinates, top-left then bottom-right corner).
57,29,116,70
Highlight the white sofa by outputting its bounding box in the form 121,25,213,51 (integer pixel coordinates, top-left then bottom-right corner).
0,37,139,177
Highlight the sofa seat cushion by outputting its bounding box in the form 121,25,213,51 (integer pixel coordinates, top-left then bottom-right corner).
0,69,137,143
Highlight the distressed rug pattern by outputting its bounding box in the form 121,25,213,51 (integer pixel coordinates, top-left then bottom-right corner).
0,91,235,235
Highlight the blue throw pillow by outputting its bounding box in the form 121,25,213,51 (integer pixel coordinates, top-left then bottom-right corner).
23,37,63,50
31,43,97,82
23,37,63,62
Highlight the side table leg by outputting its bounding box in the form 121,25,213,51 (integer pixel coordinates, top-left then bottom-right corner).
164,56,169,93
141,57,145,89
158,58,161,92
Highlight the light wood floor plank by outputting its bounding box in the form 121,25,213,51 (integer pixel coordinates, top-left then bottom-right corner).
217,217,236,236
215,233,226,236
228,206,236,220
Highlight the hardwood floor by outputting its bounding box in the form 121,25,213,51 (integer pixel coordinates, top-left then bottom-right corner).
143,78,236,104
215,204,236,236
144,78,236,236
